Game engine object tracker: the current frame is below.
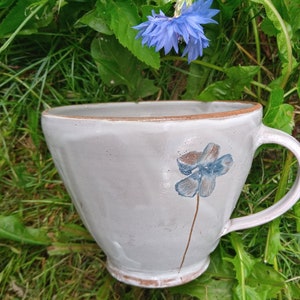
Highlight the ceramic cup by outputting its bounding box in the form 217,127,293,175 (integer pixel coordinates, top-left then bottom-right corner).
42,101,300,288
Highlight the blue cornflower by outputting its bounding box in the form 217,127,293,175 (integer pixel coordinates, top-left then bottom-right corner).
133,0,219,63
175,143,233,197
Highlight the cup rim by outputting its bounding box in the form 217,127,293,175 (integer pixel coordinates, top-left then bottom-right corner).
42,100,262,121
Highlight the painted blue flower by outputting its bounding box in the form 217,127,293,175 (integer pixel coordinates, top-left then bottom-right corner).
175,143,233,197
132,0,219,63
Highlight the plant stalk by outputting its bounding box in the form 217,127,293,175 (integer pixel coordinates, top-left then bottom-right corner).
250,5,262,100
254,0,294,89
264,151,294,260
0,2,47,54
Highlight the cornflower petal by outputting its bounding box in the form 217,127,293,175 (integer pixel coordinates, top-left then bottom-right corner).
133,0,219,62
183,37,210,63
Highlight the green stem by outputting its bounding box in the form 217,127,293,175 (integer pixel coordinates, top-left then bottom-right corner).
164,56,272,94
264,151,293,260
250,5,262,100
284,86,298,98
250,80,272,92
230,233,247,300
162,56,224,72
0,1,47,54
264,150,294,299
174,0,193,17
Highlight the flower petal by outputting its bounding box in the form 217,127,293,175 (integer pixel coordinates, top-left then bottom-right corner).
199,174,216,197
182,35,210,62
177,151,202,175
198,143,219,165
213,154,234,176
175,173,199,197
183,0,220,20
133,0,219,62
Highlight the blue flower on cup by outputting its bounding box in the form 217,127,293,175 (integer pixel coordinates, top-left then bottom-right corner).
175,143,233,198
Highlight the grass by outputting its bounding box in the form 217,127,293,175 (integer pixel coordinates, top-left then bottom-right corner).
1,3,300,299
0,31,181,299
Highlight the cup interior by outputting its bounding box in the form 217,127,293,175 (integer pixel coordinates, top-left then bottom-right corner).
43,101,261,121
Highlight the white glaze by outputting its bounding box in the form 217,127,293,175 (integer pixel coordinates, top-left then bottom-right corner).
42,101,300,288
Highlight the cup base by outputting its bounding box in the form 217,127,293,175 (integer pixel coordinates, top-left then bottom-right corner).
106,257,210,288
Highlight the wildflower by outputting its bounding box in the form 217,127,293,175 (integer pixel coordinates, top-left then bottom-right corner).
175,143,233,197
133,0,219,63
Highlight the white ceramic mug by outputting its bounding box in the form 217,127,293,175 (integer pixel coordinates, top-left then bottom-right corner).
42,101,300,288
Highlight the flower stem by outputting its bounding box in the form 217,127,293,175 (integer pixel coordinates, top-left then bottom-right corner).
0,2,47,54
163,56,224,72
174,0,193,17
179,193,200,272
249,4,262,100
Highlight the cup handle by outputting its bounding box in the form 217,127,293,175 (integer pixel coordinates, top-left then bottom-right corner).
221,125,300,236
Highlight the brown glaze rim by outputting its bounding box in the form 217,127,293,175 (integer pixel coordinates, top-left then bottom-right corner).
113,268,203,288
42,100,262,122
106,257,210,288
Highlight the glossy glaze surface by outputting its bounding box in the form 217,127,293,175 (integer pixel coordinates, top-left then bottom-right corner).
42,101,300,287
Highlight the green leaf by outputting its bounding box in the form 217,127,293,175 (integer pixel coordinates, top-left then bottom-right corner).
251,0,298,88
0,0,15,9
263,218,283,264
226,233,257,286
96,0,160,69
263,88,294,134
233,263,285,300
0,0,52,37
295,202,300,233
284,0,300,41
226,233,258,300
298,75,300,99
0,215,51,246
233,285,261,300
218,0,242,20
0,0,35,37
170,247,235,299
133,77,159,100
206,246,235,278
290,281,300,299
260,17,278,37
140,2,174,20
56,223,94,242
96,275,114,300
225,66,259,86
91,35,132,86
250,1,286,59
227,233,285,300
197,66,259,101
47,242,99,256
183,63,207,99
247,262,285,298
27,108,41,149
172,275,234,300
91,35,158,99
76,9,113,34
